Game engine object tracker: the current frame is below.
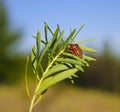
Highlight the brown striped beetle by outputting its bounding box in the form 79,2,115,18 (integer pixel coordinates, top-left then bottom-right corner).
68,44,83,58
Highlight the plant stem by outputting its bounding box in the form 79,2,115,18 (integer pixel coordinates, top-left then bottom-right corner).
29,95,36,112
29,77,44,112
29,49,65,112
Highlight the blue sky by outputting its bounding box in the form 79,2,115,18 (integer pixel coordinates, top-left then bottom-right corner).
5,0,120,56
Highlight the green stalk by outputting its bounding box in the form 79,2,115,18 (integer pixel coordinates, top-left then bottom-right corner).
29,49,65,112
29,77,44,112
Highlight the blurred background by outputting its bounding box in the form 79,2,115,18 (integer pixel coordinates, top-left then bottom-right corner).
0,0,120,112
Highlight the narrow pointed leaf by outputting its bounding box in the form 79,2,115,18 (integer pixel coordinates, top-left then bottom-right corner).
36,31,41,61
57,24,61,33
83,55,96,61
75,65,84,72
31,46,37,73
36,68,78,95
78,37,96,44
44,23,48,43
56,58,85,66
47,28,59,63
32,35,36,39
50,30,64,58
49,27,59,49
62,52,88,65
72,24,85,40
44,22,53,35
58,29,76,53
25,56,31,98
41,40,46,45
38,40,51,63
44,64,69,78
80,46,97,52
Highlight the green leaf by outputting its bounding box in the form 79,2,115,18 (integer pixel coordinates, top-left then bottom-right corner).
50,30,64,59
56,58,85,66
36,31,41,61
25,56,31,98
62,52,89,66
72,24,85,40
75,65,84,72
57,24,62,33
41,40,46,45
31,46,40,80
31,46,37,74
83,55,96,61
58,29,76,53
38,40,51,64
44,23,48,43
32,35,36,39
35,68,78,95
44,64,69,78
47,28,59,63
44,22,53,35
49,27,59,49
78,37,96,44
80,46,97,52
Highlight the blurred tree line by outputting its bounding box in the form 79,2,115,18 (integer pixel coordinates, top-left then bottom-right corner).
0,0,120,93
0,0,25,83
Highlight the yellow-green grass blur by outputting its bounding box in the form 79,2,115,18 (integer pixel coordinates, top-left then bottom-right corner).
0,82,120,112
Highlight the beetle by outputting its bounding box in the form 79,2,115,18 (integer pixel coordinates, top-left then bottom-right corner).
68,44,83,58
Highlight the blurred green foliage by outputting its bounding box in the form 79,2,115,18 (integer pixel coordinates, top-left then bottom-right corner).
0,0,25,83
